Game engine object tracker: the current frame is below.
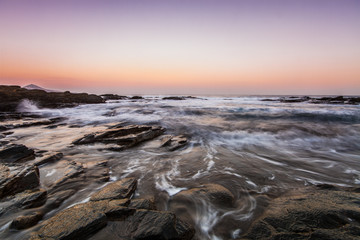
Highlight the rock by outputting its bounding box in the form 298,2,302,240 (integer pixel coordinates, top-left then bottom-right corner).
72,124,166,150
172,184,235,208
0,144,35,163
30,202,109,240
100,94,128,100
162,96,186,100
130,96,144,100
10,211,44,230
161,135,188,151
0,164,40,199
90,178,137,201
0,189,47,217
90,209,195,240
241,186,360,240
34,152,63,166
0,117,66,131
0,85,105,112
128,198,156,210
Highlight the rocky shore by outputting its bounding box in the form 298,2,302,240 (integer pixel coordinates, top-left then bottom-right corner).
0,85,104,112
262,96,360,105
0,88,359,239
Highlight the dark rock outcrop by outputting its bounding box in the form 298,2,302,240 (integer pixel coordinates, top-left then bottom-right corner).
130,96,144,100
0,144,35,163
0,164,40,199
241,186,360,240
100,94,128,100
72,124,166,150
262,95,360,105
0,85,104,112
90,178,137,201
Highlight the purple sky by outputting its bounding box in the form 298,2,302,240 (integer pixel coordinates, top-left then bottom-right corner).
1,0,360,94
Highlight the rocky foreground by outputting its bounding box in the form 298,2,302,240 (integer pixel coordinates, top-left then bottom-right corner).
0,89,359,239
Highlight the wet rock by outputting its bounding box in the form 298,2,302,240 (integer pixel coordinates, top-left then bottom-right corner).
128,198,156,210
0,144,35,163
172,184,235,208
10,211,43,230
72,124,166,150
0,189,47,217
30,202,108,240
241,186,360,240
161,135,188,151
0,164,40,199
46,189,77,209
33,152,63,166
0,117,66,131
48,162,84,192
91,209,195,240
90,178,137,201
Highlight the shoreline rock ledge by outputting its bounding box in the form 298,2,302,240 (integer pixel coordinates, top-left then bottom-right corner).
30,177,195,240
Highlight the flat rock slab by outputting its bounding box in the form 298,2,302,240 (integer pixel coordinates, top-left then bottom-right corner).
72,124,165,150
90,178,137,201
30,202,109,240
0,164,40,199
241,186,360,240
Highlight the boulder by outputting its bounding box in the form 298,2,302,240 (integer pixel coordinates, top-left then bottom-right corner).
241,186,360,240
0,144,35,163
90,178,137,201
0,164,40,199
72,124,165,150
161,135,188,151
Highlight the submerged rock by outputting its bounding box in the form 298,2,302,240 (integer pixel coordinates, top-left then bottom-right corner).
33,152,63,166
0,144,35,163
172,184,235,208
161,135,188,151
241,186,360,240
100,94,128,100
90,178,137,201
0,164,40,199
72,124,165,150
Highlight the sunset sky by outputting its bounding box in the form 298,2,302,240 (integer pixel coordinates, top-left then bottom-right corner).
1,0,360,95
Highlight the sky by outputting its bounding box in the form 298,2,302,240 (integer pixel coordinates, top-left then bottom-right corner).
0,0,360,95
